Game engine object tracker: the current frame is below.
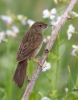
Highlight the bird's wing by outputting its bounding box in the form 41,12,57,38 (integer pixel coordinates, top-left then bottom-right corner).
16,31,43,62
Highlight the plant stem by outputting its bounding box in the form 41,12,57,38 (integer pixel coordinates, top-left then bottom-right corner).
55,34,60,88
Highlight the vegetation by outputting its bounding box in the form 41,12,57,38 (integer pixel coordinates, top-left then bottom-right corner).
0,0,78,100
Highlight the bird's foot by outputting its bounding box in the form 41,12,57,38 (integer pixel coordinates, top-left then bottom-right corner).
31,58,43,67
26,74,31,82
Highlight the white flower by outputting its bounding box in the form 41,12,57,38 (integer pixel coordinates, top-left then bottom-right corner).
0,15,12,25
67,24,75,40
51,16,61,26
41,97,51,100
71,50,76,56
43,36,51,43
65,87,68,93
5,26,19,38
51,8,57,14
21,19,27,25
67,33,72,40
17,15,23,20
42,61,51,72
27,19,35,26
6,30,17,37
0,31,7,43
50,15,55,20
68,24,75,32
43,38,47,43
47,36,51,40
43,9,50,18
43,8,57,20
11,25,19,33
71,11,78,17
71,45,78,56
6,30,13,36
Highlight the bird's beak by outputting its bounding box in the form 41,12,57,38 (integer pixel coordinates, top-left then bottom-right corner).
45,24,53,28
47,24,53,27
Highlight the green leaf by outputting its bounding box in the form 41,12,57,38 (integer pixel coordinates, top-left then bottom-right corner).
0,88,6,100
29,92,36,100
62,92,78,100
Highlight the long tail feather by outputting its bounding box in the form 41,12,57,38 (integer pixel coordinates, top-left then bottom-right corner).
13,59,28,88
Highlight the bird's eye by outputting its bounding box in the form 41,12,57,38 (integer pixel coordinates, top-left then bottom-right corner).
38,25,42,27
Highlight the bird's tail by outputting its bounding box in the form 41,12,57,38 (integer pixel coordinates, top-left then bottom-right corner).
13,59,28,88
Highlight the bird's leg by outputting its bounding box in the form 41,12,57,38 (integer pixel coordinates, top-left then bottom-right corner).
31,57,43,67
26,74,31,82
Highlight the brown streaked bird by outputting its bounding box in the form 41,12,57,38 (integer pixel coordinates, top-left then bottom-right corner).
13,21,52,88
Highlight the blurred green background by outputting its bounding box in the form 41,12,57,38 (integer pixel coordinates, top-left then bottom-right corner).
0,0,78,100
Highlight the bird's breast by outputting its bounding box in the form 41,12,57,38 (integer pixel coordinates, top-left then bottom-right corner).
31,41,43,58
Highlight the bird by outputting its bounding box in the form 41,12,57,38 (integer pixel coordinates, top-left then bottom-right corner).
13,21,52,88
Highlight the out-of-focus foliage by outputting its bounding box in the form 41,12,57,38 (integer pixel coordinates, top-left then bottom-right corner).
62,90,78,100
0,0,78,100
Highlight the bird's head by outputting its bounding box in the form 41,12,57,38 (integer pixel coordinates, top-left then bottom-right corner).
31,21,52,33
